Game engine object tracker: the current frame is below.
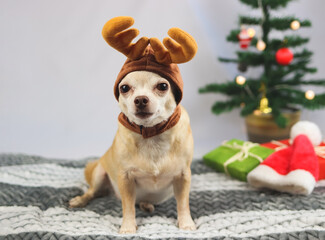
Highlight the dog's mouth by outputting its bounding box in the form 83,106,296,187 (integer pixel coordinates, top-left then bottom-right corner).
135,111,154,119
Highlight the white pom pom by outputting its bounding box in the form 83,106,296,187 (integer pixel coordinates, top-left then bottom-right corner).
290,121,322,146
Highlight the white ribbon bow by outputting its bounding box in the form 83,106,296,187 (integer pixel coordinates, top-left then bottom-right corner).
221,141,264,175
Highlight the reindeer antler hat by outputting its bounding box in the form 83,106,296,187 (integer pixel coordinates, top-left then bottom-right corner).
102,16,198,105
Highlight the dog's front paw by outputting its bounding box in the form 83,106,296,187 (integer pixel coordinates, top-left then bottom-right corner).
178,217,196,231
69,196,87,208
119,221,137,234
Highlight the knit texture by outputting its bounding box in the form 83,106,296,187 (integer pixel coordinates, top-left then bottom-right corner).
1,153,325,239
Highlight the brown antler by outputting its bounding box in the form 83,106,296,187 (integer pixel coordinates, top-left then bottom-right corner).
150,27,197,65
102,16,149,60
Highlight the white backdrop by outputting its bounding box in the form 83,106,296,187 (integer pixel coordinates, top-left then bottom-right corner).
1,0,324,159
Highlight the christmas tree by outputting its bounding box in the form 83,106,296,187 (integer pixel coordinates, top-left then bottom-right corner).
199,0,325,127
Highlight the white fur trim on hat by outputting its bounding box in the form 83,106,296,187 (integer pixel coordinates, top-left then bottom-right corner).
247,165,316,195
290,121,322,146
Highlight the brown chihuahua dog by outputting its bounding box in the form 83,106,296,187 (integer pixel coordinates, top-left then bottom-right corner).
69,16,198,234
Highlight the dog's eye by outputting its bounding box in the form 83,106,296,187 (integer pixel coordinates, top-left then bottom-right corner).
120,85,130,93
156,83,168,91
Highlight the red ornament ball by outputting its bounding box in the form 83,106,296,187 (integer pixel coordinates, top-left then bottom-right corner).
275,48,294,65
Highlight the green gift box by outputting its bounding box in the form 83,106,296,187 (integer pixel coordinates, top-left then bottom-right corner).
203,139,275,181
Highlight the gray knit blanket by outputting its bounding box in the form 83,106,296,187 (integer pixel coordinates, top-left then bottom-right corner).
1,154,325,239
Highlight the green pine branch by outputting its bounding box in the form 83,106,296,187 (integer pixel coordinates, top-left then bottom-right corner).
269,96,298,127
293,65,317,74
299,79,325,86
268,64,314,81
219,49,314,69
240,101,259,116
239,0,293,9
240,16,261,25
226,30,310,50
272,88,325,108
199,79,261,98
239,16,311,30
218,57,238,63
269,17,311,30
220,48,313,69
268,36,309,49
273,77,325,87
294,49,313,59
226,29,240,42
273,112,288,128
274,65,317,79
236,51,264,66
227,32,310,51
288,60,311,70
211,98,242,115
305,93,325,109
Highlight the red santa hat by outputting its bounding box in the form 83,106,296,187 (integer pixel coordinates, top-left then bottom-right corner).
247,121,321,195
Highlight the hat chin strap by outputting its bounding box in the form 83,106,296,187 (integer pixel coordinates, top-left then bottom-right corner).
118,106,181,138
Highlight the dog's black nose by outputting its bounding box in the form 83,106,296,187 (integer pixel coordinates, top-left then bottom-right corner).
134,96,149,109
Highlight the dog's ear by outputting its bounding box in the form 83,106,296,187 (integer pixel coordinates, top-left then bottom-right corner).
150,28,197,65
102,16,149,60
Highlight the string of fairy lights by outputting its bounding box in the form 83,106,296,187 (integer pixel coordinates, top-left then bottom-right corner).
235,0,315,115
